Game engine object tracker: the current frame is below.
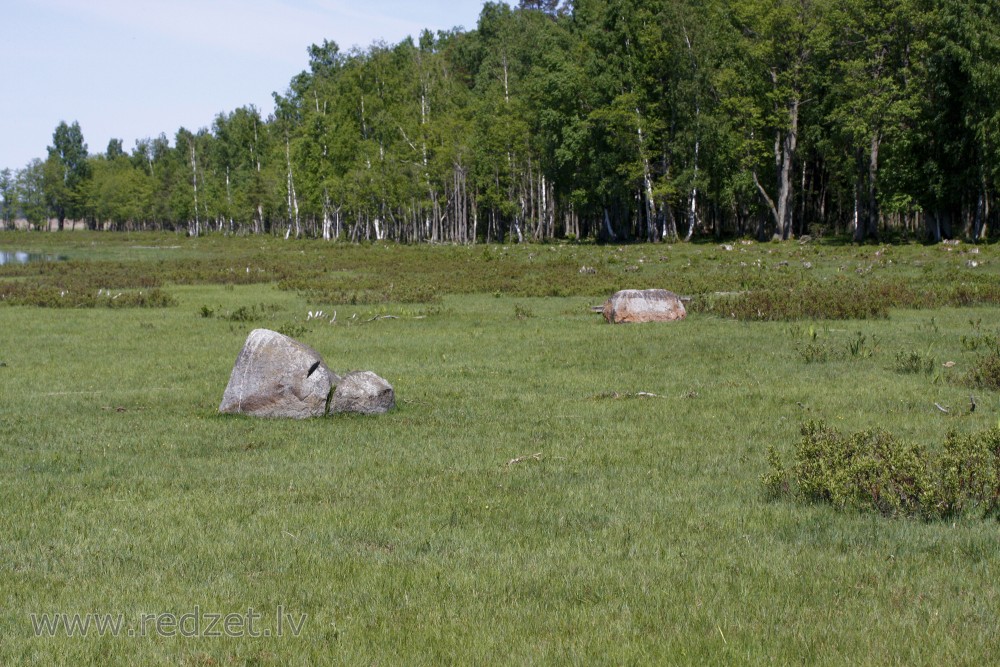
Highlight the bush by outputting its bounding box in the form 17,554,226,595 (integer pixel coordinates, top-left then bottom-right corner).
513,303,535,320
693,275,1000,322
938,429,1000,517
221,302,283,322
697,278,894,321
893,349,936,375
766,421,1000,520
0,284,175,308
967,352,1000,392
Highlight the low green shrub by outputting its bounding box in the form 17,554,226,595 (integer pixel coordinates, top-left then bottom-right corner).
697,279,894,321
221,302,283,322
847,331,879,358
513,303,535,320
796,341,834,363
766,421,1000,520
893,348,936,375
0,284,175,308
695,275,1000,322
966,352,1000,392
938,429,1000,517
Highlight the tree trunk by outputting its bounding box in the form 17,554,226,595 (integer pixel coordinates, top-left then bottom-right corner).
926,211,942,243
775,98,798,240
284,136,300,239
635,108,657,242
603,208,617,241
189,140,200,238
864,132,880,241
752,168,779,241
973,172,988,241
664,201,679,242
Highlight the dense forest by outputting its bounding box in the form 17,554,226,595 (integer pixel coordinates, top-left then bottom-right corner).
1,0,998,243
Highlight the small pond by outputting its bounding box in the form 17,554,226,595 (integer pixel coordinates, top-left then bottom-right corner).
0,251,67,266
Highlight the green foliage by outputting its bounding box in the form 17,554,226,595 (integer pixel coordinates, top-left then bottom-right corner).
275,322,311,339
220,302,283,323
697,275,1000,322
513,302,535,320
700,279,892,320
0,283,174,308
797,339,834,363
44,121,90,228
9,1,1000,242
966,351,1000,391
762,444,790,497
0,168,15,229
792,421,934,517
848,331,880,358
893,348,936,375
768,421,1000,520
961,333,996,352
14,159,48,230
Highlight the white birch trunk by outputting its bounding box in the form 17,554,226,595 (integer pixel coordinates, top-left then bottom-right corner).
603,208,617,241
685,107,701,242
189,140,199,237
284,136,300,239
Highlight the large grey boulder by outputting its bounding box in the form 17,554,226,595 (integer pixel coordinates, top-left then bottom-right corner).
330,371,395,415
602,289,687,324
219,329,340,419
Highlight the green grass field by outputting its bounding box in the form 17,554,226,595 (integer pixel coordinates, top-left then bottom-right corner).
1,232,998,665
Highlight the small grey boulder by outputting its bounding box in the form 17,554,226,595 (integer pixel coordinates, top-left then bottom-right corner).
219,329,339,419
329,371,395,415
602,289,687,324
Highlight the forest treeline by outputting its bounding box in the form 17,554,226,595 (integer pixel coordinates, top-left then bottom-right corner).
1,0,998,243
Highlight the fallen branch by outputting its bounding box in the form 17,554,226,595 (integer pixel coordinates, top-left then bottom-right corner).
592,391,664,400
507,452,543,466
934,403,950,414
366,315,400,322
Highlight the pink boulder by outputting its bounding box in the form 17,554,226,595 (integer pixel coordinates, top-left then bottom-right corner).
602,289,687,324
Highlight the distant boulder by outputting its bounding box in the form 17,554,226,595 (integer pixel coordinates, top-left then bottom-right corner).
602,289,687,324
219,329,339,419
330,371,396,415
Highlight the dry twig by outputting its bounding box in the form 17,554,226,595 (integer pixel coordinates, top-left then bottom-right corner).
507,452,543,466
593,391,664,400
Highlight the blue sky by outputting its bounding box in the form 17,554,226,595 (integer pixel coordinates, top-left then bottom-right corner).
2,0,492,172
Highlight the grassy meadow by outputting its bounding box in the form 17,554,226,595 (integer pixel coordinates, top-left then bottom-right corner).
1,231,999,665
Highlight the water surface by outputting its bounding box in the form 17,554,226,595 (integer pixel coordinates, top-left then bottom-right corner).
0,251,67,266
